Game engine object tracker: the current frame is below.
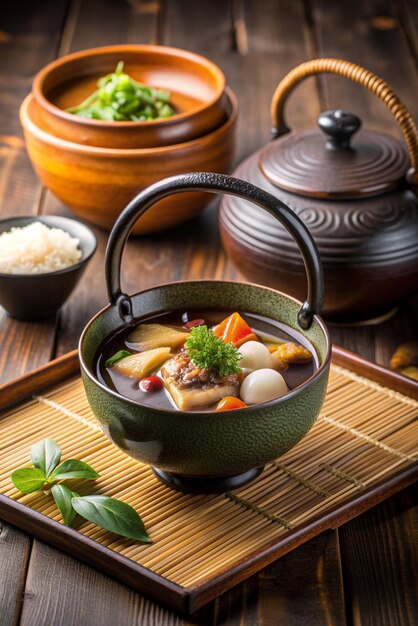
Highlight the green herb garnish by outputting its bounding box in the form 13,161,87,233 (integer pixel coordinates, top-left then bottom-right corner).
11,438,150,543
66,61,175,122
105,350,131,367
185,325,241,376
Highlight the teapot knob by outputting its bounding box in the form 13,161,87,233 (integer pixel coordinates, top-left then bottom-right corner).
318,110,361,150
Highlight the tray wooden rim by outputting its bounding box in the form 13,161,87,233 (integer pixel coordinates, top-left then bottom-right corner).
0,346,417,615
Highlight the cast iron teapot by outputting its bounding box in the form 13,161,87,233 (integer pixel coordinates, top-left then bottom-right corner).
220,58,418,323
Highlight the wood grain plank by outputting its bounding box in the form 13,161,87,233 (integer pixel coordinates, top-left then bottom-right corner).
4,1,417,624
0,0,70,217
0,2,73,622
45,0,321,360
219,3,343,623
18,3,215,625
210,534,347,625
339,484,418,626
0,350,78,412
28,3,229,622
1,346,417,619
0,0,70,137
0,313,58,385
311,0,418,131
44,201,236,357
396,0,418,63
310,4,418,626
16,3,343,623
0,0,72,381
310,0,418,366
164,0,320,159
19,540,214,626
237,0,320,151
0,522,31,626
61,0,161,53
374,294,418,369
48,0,238,357
257,531,346,626
163,2,345,624
40,0,181,357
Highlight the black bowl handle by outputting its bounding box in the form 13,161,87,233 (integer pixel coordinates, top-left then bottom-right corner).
105,172,324,330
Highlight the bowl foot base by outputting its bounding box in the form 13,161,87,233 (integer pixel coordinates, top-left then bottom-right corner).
152,466,264,494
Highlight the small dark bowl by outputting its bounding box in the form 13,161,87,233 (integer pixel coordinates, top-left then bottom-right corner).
0,216,97,321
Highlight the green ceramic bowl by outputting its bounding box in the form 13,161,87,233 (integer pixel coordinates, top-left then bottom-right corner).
79,173,331,493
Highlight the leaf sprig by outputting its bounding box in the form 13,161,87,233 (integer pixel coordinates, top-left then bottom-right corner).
66,61,175,122
105,349,131,367
11,438,150,543
185,325,241,376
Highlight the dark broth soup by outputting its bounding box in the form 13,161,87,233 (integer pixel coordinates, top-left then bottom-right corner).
95,309,318,411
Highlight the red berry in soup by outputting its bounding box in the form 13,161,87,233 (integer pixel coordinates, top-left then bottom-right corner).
184,318,205,329
139,376,164,393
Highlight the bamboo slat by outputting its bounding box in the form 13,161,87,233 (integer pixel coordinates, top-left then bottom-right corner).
0,365,416,589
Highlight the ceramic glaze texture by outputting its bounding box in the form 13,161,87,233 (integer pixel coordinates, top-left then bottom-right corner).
0,216,96,320
80,282,330,477
220,153,418,322
220,58,418,323
260,129,410,197
33,45,226,149
20,92,237,234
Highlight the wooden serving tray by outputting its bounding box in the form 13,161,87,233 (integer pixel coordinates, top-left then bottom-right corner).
0,347,417,615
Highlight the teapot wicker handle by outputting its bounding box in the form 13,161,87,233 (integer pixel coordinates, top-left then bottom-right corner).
271,58,418,184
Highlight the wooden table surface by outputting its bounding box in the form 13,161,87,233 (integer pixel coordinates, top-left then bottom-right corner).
1,1,417,624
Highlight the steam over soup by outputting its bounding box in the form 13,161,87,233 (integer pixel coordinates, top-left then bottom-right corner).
95,310,317,411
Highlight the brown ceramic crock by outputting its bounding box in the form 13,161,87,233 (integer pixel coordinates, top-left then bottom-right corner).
220,58,418,323
32,45,226,149
20,90,237,234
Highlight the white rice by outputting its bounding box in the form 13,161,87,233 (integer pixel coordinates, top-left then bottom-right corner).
0,221,82,274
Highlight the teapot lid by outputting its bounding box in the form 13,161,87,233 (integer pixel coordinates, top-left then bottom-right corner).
259,110,410,198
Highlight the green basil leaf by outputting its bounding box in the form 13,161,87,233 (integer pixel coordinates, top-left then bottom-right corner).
49,459,99,481
71,495,151,542
105,350,131,367
11,467,46,494
31,438,61,477
51,484,78,526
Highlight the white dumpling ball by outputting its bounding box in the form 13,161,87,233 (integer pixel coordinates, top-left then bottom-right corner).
240,369,287,405
238,341,274,371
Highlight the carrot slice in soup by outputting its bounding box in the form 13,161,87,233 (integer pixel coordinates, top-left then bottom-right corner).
213,312,257,347
216,396,247,411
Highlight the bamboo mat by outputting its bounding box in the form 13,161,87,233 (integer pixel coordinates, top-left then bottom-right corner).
0,364,417,589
